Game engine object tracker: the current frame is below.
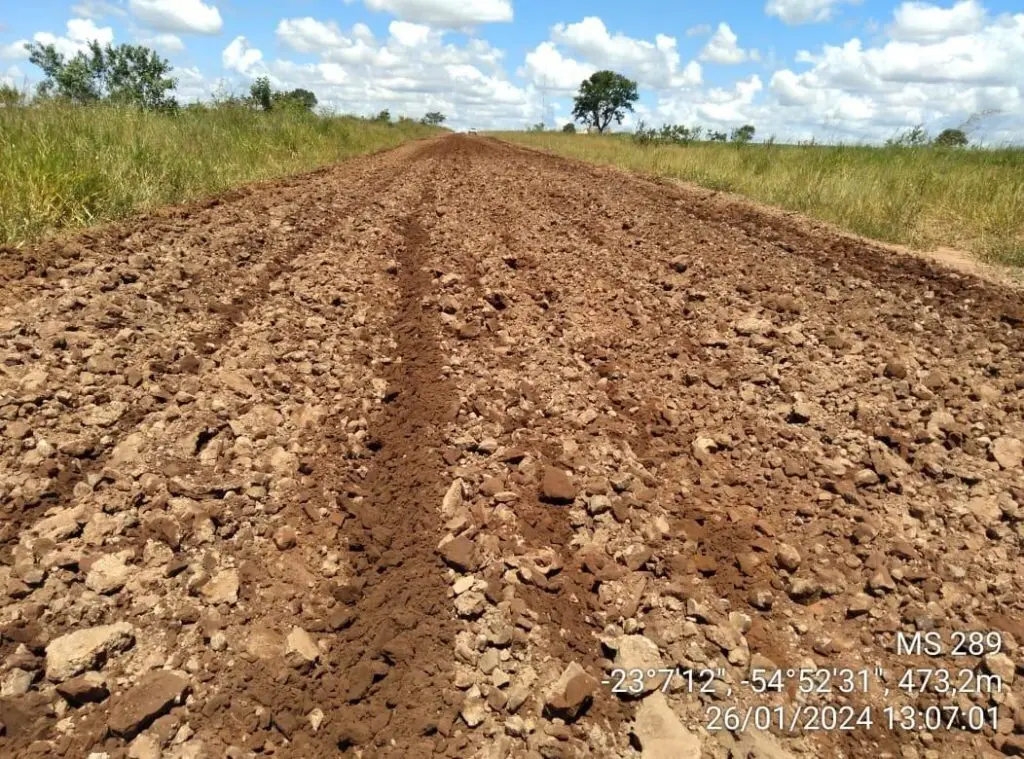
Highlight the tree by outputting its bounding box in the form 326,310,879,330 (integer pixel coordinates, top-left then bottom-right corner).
249,76,273,111
422,111,446,126
731,124,756,144
375,108,391,123
934,128,968,148
709,130,728,142
27,40,177,109
528,121,545,132
0,83,24,107
273,88,317,111
561,122,576,133
886,124,929,147
571,70,638,134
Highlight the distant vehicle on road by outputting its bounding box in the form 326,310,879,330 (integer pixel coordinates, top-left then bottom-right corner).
468,128,477,135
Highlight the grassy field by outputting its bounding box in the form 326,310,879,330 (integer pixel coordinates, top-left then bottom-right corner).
496,132,1024,267
0,103,440,246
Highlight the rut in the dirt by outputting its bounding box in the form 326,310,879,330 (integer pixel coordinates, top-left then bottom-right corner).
1,134,1023,759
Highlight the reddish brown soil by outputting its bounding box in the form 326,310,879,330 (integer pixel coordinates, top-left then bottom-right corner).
1,135,1023,759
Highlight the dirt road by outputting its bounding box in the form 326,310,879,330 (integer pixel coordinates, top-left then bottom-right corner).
1,135,1023,759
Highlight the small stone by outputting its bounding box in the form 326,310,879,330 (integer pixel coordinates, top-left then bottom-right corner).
478,648,501,675
885,358,909,379
983,653,1016,685
285,627,319,664
540,467,576,505
46,623,136,682
461,688,487,728
691,436,718,463
127,734,161,759
787,403,813,424
775,544,801,572
209,632,227,652
868,567,897,594
308,707,325,733
787,577,821,604
543,662,598,722
587,494,612,515
506,683,531,713
846,594,873,617
734,317,770,336
85,554,131,595
613,636,666,696
853,468,880,487
201,569,239,605
272,526,297,550
440,536,478,572
992,437,1024,469
631,691,702,758
476,438,499,454
107,670,190,739
56,672,109,706
442,479,464,517
1,669,33,697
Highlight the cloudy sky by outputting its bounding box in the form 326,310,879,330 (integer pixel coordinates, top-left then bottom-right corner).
1,0,1021,143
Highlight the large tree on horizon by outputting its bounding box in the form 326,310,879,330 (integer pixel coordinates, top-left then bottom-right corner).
571,70,638,134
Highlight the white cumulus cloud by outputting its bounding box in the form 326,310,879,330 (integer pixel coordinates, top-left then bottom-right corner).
700,23,755,64
544,16,701,90
1,40,30,60
519,41,595,92
222,36,262,74
889,0,985,40
359,0,513,28
765,0,858,25
388,21,433,47
139,33,186,53
129,0,223,35
765,8,1024,142
10,19,116,60
277,18,349,53
220,18,535,129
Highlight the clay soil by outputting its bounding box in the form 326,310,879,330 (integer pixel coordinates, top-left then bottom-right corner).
1,135,1023,759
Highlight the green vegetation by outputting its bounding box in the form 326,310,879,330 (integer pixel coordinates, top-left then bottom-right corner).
28,40,177,110
247,76,318,113
0,103,440,246
0,39,444,246
497,131,1024,266
571,70,638,134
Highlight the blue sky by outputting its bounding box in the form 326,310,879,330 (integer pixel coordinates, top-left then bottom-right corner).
2,0,1022,143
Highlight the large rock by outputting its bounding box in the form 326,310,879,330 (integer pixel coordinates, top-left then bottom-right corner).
285,627,319,664
543,662,597,721
46,623,136,682
31,506,85,543
631,692,702,758
540,467,576,505
992,437,1024,469
56,672,109,706
85,554,131,595
107,670,191,738
201,569,239,605
439,536,478,572
613,636,666,696
441,479,464,517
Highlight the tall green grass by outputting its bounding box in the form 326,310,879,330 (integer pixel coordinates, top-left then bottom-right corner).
0,103,440,245
496,132,1024,267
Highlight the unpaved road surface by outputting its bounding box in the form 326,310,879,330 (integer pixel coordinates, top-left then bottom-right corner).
2,135,1023,759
